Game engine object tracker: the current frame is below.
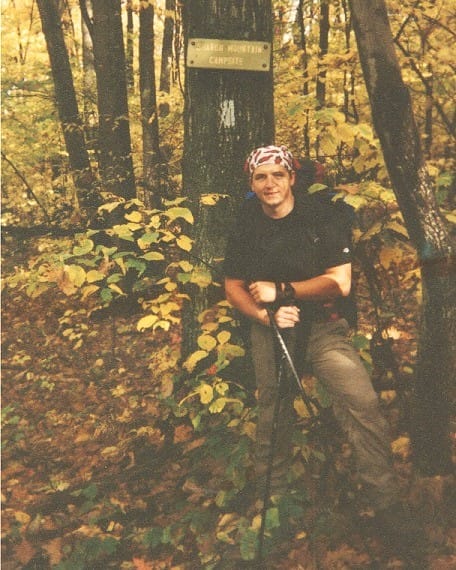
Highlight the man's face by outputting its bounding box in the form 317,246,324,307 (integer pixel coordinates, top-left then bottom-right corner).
250,163,295,216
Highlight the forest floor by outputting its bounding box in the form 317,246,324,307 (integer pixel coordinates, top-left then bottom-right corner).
2,239,455,569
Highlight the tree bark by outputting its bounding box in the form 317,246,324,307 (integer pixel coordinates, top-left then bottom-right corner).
90,0,135,199
139,1,162,207
349,0,455,475
181,0,274,356
316,0,330,108
126,0,134,91
36,0,97,213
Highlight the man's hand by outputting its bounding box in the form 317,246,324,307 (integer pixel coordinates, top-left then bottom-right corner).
274,305,300,329
248,281,277,304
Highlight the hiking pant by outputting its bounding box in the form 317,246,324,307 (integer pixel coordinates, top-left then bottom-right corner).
250,318,401,510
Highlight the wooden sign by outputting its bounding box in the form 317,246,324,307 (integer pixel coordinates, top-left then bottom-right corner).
187,38,271,72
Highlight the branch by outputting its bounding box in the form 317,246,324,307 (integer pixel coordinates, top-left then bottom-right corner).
79,0,94,40
394,39,456,139
1,151,52,224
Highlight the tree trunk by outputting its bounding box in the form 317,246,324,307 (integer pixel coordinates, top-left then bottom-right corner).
90,0,135,199
349,0,455,475
36,0,97,213
159,0,175,96
81,0,97,151
181,0,274,356
316,0,329,108
126,0,134,91
139,1,162,207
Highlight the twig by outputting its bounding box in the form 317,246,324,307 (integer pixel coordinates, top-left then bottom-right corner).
1,151,52,224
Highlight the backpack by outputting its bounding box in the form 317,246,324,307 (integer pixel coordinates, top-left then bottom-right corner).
295,159,358,328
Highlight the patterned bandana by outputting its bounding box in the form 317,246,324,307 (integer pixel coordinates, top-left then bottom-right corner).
244,145,297,175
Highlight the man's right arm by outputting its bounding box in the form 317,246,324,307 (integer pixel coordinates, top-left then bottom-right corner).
224,277,270,326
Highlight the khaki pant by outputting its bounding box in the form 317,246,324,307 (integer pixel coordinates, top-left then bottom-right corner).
251,318,401,510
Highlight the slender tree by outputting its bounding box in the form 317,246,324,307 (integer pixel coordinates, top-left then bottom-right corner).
126,0,134,91
349,0,455,475
81,0,97,151
82,0,135,199
139,0,162,206
316,0,330,109
36,0,96,214
159,0,175,96
181,0,274,355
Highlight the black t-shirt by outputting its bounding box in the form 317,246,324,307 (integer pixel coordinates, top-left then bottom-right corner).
224,193,352,284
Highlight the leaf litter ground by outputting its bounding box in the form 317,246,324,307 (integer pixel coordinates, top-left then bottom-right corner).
2,245,455,569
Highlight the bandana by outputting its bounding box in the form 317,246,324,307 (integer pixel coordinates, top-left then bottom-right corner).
244,145,297,175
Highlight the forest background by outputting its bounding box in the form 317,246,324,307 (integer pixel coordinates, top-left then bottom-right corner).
2,0,455,568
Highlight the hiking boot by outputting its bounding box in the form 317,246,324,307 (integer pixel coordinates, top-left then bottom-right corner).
375,502,427,561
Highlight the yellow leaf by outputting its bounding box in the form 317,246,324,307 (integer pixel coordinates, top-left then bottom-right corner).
179,260,193,272
81,284,99,300
379,247,403,269
137,315,159,331
176,235,193,252
86,269,105,283
391,436,411,460
14,511,31,525
215,381,229,395
66,264,86,287
217,330,231,344
198,383,214,404
198,334,217,351
166,206,194,224
183,349,208,372
108,283,124,295
125,211,142,223
161,375,174,397
209,397,226,413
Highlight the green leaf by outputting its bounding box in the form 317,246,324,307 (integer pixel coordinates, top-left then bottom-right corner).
72,239,94,256
165,207,194,224
142,251,165,261
240,528,258,561
190,267,212,288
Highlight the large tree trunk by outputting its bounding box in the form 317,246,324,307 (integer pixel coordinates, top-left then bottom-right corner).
181,0,274,356
36,0,96,214
88,0,135,199
139,1,162,207
349,0,455,475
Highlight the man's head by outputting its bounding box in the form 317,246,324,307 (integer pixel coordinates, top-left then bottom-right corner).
245,145,297,218
244,145,297,177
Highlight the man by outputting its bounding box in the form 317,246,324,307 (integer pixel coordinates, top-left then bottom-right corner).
223,144,422,551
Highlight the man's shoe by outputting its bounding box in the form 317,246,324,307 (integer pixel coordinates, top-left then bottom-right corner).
375,502,427,561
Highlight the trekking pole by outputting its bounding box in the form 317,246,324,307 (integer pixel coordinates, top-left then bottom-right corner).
256,309,319,563
265,308,321,419
256,350,285,564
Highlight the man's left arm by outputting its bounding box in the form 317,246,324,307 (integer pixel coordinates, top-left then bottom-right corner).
248,263,352,305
